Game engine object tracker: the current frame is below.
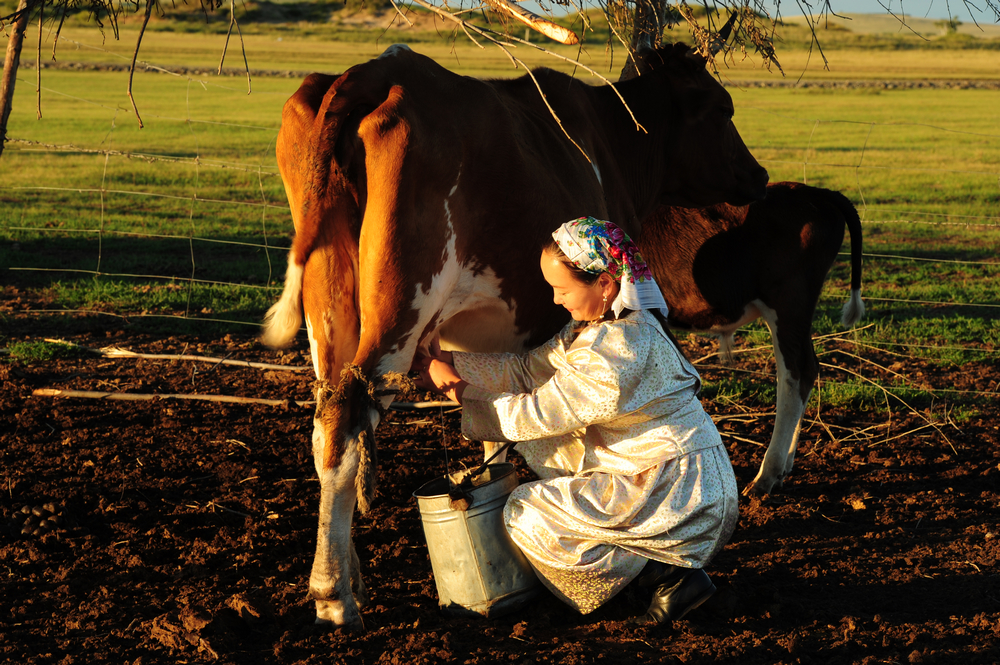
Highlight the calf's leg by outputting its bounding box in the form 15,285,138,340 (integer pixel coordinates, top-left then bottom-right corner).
743,300,818,495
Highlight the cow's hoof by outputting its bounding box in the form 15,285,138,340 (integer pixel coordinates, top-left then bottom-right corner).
741,476,781,497
314,599,364,631
314,615,365,632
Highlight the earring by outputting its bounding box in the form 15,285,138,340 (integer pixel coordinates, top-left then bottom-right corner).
602,294,608,309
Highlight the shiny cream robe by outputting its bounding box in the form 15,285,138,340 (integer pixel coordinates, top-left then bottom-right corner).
454,310,738,614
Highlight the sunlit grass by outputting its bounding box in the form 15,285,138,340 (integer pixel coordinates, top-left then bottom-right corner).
1,30,998,410
3,339,86,363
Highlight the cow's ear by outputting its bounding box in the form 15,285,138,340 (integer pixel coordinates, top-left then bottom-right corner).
633,47,665,77
682,47,709,69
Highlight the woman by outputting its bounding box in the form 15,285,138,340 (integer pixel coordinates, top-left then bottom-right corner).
412,217,738,625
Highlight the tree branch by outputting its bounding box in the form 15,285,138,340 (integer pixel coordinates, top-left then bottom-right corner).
0,0,31,160
35,0,41,119
218,0,251,94
127,0,154,128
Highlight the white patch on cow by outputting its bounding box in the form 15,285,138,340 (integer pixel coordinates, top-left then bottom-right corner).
323,310,337,372
305,314,322,380
379,44,412,59
701,301,761,364
841,289,865,328
383,168,527,362
442,168,461,233
261,257,304,349
591,161,602,187
378,188,528,385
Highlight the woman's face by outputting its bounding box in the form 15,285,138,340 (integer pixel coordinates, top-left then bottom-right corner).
540,249,617,321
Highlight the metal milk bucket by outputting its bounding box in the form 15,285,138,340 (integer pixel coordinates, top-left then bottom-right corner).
413,463,540,618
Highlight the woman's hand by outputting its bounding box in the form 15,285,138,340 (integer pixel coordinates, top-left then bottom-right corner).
411,353,467,403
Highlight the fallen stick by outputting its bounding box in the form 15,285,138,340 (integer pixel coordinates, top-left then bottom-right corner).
390,400,461,410
32,388,315,407
43,339,311,372
31,388,459,411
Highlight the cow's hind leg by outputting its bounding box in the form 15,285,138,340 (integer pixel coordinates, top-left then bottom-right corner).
743,301,818,496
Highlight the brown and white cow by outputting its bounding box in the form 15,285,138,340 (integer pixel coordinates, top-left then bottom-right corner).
261,42,768,628
638,181,865,496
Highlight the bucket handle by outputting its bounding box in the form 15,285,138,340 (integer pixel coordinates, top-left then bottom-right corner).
449,440,517,512
470,440,517,480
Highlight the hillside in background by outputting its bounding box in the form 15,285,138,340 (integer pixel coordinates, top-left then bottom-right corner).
781,11,1000,39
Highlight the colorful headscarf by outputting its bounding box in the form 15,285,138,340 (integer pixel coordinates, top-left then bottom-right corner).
552,217,669,319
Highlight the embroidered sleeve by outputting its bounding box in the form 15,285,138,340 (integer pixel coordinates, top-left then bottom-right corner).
452,323,570,394
461,321,651,443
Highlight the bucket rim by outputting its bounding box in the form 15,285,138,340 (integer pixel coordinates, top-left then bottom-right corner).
412,462,517,499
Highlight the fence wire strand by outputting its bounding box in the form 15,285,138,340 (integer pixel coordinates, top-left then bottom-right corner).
2,39,998,382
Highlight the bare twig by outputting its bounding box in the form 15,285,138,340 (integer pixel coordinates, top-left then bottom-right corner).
204,501,252,518
32,387,315,407
815,347,911,384
718,431,765,447
51,0,67,60
483,0,580,45
127,0,154,128
35,0,40,119
42,338,312,371
388,0,414,28
218,0,251,94
390,400,461,410
406,0,644,134
713,411,777,422
819,361,958,451
813,322,878,341
518,58,592,163
32,386,457,412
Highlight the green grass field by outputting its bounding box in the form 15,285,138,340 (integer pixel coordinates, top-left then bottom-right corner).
2,15,999,414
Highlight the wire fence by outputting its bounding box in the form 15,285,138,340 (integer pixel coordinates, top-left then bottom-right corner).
2,36,999,369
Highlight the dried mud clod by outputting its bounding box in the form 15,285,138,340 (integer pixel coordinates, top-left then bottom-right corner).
7,502,89,539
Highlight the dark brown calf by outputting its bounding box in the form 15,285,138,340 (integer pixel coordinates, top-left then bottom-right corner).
638,182,864,495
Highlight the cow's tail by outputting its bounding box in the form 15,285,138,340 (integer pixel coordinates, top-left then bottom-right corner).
261,255,305,349
839,193,866,328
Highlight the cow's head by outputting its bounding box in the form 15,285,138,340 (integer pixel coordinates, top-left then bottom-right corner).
620,42,768,211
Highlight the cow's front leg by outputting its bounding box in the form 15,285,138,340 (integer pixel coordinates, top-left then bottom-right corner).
309,420,365,628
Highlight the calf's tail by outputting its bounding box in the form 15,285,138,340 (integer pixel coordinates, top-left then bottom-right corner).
839,194,866,328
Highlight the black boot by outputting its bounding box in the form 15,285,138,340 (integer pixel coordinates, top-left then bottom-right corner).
630,566,716,626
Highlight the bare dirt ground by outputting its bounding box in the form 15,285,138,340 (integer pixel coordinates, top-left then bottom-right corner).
2,305,999,664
